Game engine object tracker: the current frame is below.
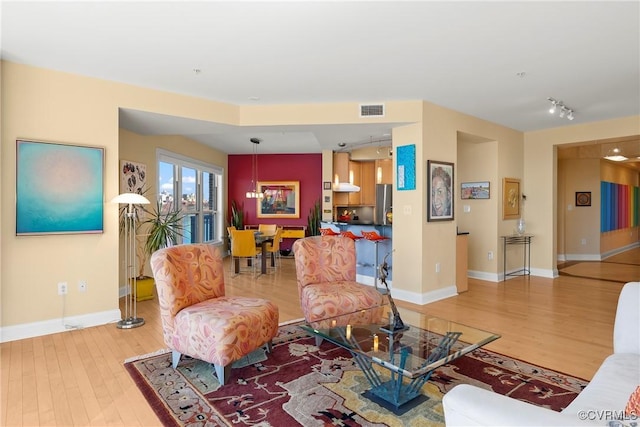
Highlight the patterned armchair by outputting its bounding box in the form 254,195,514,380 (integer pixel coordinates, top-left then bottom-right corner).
292,235,384,330
150,243,279,385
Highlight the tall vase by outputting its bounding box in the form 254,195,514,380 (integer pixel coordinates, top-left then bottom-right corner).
516,218,526,235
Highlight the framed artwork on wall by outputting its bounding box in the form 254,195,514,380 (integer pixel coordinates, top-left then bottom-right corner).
502,177,521,219
257,181,300,218
16,139,104,235
427,160,454,221
576,191,591,207
120,160,147,195
461,181,490,199
397,144,416,190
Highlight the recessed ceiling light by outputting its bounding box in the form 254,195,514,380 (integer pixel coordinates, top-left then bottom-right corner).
248,96,260,101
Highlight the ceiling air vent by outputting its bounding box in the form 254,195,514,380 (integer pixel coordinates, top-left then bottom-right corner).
359,104,385,118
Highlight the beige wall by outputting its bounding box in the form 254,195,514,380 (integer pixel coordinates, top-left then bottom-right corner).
1,62,240,339
2,59,638,340
457,136,499,275
118,129,228,281
391,102,524,303
0,61,426,340
524,116,640,276
558,158,602,258
558,158,639,260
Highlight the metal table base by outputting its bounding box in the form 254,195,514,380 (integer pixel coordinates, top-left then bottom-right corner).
501,234,533,281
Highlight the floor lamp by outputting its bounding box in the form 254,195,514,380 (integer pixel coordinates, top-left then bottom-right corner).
112,192,150,329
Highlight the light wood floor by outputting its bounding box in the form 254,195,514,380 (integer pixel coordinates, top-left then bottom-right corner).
1,254,630,426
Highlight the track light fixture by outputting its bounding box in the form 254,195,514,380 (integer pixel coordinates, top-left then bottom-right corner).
547,97,575,121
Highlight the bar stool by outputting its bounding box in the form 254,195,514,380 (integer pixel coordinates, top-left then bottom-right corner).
320,228,340,236
361,230,389,284
340,230,362,241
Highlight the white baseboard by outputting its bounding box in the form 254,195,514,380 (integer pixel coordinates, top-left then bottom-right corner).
531,267,558,278
563,253,603,261
0,309,122,343
355,273,457,305
469,268,557,282
602,241,640,260
559,242,639,263
393,285,458,305
468,270,500,282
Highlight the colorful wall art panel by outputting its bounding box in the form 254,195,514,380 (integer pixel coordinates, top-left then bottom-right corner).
16,140,104,235
601,181,639,232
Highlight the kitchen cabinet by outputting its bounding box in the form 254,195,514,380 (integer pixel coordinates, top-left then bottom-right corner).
332,154,375,207
333,152,349,205
375,159,393,184
333,152,349,184
348,161,361,205
360,161,375,205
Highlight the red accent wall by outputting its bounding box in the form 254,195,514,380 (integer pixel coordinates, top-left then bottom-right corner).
228,153,322,233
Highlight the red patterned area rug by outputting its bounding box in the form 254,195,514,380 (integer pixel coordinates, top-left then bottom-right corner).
124,321,588,426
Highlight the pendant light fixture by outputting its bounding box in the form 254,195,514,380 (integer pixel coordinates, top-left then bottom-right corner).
603,146,628,162
246,137,264,199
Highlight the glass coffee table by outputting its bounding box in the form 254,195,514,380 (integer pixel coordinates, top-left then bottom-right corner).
300,304,500,415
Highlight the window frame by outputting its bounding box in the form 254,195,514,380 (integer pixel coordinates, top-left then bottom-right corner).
157,149,224,245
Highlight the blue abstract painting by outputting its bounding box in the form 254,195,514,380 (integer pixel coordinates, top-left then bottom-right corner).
16,140,104,235
397,144,416,190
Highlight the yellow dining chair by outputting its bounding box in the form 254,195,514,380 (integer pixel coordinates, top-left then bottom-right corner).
264,227,283,270
258,224,277,236
230,229,261,275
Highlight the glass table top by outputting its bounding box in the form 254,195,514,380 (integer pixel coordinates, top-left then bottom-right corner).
300,304,500,379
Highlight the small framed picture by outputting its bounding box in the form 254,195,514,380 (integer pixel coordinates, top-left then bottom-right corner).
323,181,332,190
576,191,591,207
502,177,521,220
461,181,490,199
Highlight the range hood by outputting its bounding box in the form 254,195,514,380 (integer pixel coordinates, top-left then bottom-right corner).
333,182,361,192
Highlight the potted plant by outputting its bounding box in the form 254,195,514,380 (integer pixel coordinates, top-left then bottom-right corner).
135,200,185,300
227,199,245,249
229,199,245,230
306,198,321,237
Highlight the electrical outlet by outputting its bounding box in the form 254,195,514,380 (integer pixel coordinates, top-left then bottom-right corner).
78,280,87,292
488,251,494,260
581,238,587,245
58,282,68,295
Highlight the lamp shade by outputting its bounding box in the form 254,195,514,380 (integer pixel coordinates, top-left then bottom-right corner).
111,193,150,204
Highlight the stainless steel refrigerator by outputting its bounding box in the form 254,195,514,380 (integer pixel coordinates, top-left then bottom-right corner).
375,184,393,224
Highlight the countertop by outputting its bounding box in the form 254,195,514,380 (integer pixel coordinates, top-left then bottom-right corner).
323,221,392,227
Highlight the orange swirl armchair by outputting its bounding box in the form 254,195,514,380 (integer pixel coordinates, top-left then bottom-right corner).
150,243,279,385
292,235,384,328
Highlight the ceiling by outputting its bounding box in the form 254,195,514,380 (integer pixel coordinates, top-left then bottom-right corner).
2,1,639,160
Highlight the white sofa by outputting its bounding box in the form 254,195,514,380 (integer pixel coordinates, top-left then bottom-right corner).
443,281,640,426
